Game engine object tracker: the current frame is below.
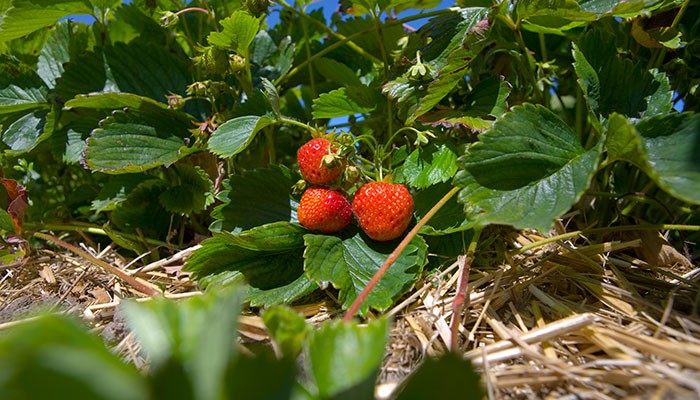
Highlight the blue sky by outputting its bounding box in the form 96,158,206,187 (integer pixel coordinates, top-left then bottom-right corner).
66,0,457,28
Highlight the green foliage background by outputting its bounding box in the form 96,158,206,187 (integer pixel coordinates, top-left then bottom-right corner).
0,0,698,396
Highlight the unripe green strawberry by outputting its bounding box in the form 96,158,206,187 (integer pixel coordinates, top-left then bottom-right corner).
297,137,346,185
298,187,352,234
246,0,270,17
352,182,414,241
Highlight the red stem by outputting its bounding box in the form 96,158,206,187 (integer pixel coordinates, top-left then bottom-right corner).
343,186,461,322
449,227,481,352
174,7,210,17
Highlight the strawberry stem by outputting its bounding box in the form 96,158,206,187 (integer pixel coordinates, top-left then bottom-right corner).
449,226,482,352
343,185,461,322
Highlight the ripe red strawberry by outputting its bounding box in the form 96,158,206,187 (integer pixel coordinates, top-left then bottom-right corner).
352,182,414,241
297,137,345,185
298,187,353,234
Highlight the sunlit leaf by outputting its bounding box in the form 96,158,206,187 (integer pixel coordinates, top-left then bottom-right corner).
1,109,49,154
208,115,274,158
0,0,92,42
397,143,459,189
304,231,427,314
207,11,260,54
311,87,377,119
607,113,700,205
0,70,49,114
456,104,601,232
403,7,490,70
84,108,194,173
517,0,597,35
185,223,318,307
407,26,492,124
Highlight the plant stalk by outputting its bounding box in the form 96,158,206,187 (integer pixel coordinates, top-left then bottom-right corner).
343,186,461,322
34,232,162,297
450,227,481,352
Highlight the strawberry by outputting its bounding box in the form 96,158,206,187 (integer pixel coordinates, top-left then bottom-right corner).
298,187,353,234
352,182,414,241
297,137,345,185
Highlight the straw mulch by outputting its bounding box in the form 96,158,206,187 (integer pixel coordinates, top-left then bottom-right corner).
0,224,698,399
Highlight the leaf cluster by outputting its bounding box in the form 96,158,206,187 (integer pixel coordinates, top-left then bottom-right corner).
0,287,483,400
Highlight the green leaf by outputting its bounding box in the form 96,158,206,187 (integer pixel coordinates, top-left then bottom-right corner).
314,57,362,87
0,70,49,114
396,352,483,399
407,31,492,124
0,208,16,234
304,231,427,314
403,7,490,71
65,92,175,112
606,113,642,164
306,319,388,399
207,11,260,54
414,183,470,234
398,143,459,189
226,353,297,400
84,108,193,174
0,314,148,400
572,42,600,115
578,0,668,17
0,0,92,42
159,165,214,214
311,87,377,119
418,77,510,130
184,222,318,307
37,21,84,88
573,30,661,119
263,306,309,358
111,179,171,238
607,113,700,205
250,31,294,82
53,48,115,100
210,167,299,233
644,69,673,117
517,0,597,35
1,109,49,154
122,287,240,400
56,39,192,103
455,104,601,232
91,173,157,213
208,115,274,158
103,40,193,101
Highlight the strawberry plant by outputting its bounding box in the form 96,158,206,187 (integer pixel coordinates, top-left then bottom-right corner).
0,0,699,397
